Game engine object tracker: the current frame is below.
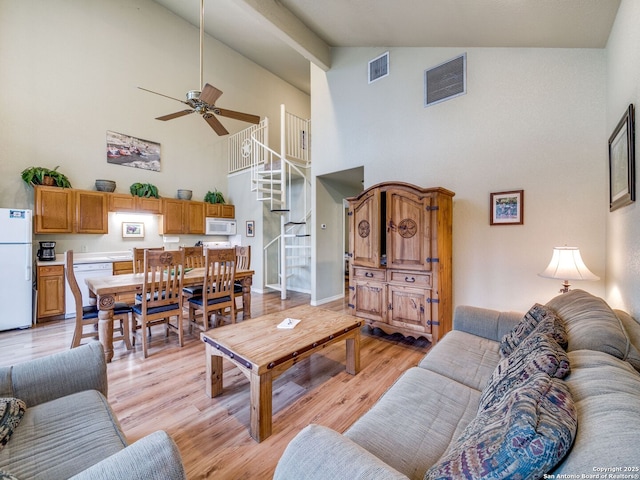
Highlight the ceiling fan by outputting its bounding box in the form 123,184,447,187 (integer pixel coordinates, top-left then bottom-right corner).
138,0,260,135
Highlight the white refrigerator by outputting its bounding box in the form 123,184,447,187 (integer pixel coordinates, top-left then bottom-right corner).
0,208,33,331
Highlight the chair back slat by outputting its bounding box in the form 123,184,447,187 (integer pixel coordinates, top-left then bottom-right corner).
142,250,185,309
65,250,84,320
204,248,236,302
181,246,205,269
133,247,164,273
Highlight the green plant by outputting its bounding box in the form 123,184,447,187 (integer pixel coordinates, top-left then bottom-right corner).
21,166,72,188
204,189,225,204
129,182,159,198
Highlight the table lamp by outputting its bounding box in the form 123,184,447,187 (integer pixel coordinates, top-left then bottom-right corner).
539,246,599,293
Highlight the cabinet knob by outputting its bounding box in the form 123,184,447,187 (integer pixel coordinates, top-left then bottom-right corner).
405,276,415,283
365,272,374,278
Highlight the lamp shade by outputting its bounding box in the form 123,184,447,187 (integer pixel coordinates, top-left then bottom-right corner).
539,247,599,281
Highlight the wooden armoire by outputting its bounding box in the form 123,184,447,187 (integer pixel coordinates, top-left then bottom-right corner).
347,182,454,344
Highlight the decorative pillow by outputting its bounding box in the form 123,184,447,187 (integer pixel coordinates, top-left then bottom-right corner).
500,304,567,357
0,397,26,450
425,373,577,480
546,289,633,360
479,333,570,412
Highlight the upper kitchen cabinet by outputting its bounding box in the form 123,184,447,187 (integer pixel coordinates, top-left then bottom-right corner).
75,190,108,233
205,203,235,219
35,186,107,234
160,199,205,234
109,193,161,214
34,186,74,233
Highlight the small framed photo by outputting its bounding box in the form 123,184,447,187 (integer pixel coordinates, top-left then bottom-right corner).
122,222,145,238
246,220,255,237
609,104,635,212
490,190,523,225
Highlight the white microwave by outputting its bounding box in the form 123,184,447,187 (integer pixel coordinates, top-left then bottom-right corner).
205,218,237,236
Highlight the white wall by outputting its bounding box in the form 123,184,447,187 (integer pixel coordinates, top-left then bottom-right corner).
0,0,309,255
605,0,640,315
311,47,607,311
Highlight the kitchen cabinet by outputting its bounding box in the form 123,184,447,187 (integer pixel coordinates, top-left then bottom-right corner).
347,182,454,343
160,199,205,234
37,264,65,321
34,186,107,234
108,193,162,214
205,203,235,219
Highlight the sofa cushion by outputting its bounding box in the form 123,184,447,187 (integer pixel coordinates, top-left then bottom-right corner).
479,333,570,411
345,367,482,479
0,398,26,450
553,350,640,474
546,289,633,360
613,309,640,372
500,303,567,357
418,330,502,391
425,373,577,480
0,389,127,479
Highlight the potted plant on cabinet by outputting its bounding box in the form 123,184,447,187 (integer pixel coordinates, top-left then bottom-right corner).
21,166,72,188
204,189,225,204
130,182,159,198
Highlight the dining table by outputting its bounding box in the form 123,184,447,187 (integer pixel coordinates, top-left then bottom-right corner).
85,267,254,362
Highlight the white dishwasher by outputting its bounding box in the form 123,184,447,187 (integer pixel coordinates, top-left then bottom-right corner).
65,262,112,319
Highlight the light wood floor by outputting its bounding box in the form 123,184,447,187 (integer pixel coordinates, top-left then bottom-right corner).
0,290,432,479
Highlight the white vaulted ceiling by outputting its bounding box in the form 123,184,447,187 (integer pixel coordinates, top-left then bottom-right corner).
152,0,621,94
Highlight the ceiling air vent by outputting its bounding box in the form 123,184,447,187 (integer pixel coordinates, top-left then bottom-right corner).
424,53,466,107
368,51,389,84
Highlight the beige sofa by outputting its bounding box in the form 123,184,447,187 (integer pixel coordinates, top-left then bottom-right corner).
0,342,186,480
274,289,640,479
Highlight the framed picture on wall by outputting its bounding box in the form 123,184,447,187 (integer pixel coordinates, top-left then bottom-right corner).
122,222,145,238
490,190,523,225
609,104,635,212
246,220,255,237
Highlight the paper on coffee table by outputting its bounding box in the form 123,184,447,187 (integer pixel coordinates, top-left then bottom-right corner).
277,318,300,329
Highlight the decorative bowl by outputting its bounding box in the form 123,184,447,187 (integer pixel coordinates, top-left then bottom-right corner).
95,179,116,192
177,189,192,200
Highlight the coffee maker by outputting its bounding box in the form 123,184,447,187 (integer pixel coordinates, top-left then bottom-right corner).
37,241,56,261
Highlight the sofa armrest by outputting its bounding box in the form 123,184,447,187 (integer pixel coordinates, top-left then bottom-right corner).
6,342,108,407
69,431,186,480
453,305,522,342
274,425,409,480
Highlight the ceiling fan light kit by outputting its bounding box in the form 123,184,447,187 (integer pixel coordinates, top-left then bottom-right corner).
138,0,260,135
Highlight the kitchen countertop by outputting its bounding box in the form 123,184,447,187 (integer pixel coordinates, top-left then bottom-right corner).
36,251,133,267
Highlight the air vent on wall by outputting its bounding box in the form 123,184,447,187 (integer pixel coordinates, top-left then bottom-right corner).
424,53,466,107
368,51,389,84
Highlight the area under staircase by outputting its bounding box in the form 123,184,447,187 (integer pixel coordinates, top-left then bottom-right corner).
229,105,311,299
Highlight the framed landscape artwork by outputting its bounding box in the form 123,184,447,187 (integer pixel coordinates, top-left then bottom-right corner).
608,104,635,212
122,222,145,238
490,190,523,225
107,130,161,172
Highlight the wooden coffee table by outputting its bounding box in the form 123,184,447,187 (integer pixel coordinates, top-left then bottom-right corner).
201,305,362,442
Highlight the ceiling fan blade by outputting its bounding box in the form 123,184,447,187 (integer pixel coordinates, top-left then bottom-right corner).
200,83,223,105
156,110,195,121
138,86,189,105
203,113,229,135
215,108,261,124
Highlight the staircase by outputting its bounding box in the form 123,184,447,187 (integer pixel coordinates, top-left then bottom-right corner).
230,105,311,299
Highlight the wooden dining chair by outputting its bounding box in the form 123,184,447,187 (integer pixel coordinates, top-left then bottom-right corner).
234,245,251,319
133,246,164,274
66,250,132,350
188,248,236,332
180,245,205,300
131,249,185,358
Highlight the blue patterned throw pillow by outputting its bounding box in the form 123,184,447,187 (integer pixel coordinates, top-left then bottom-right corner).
0,397,26,450
425,373,577,480
500,304,567,357
479,333,570,412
